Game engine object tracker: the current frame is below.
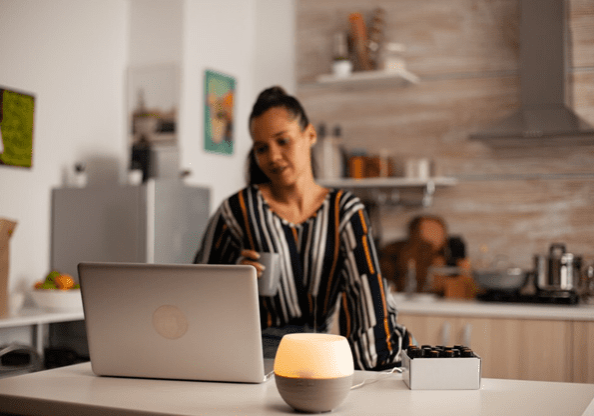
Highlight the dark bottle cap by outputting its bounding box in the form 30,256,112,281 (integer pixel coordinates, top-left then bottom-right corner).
461,349,475,357
407,346,419,356
442,349,455,358
317,123,326,138
428,350,440,358
333,125,342,138
407,348,420,359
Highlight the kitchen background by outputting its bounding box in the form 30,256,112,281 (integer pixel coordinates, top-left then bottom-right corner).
0,0,593,291
295,0,594,270
0,0,296,292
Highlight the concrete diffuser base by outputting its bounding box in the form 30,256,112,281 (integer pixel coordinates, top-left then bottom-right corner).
275,374,353,413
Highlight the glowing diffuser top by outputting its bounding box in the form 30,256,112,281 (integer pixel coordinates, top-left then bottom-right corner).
274,333,354,379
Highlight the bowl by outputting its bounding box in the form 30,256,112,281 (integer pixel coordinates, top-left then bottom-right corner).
30,289,83,312
473,268,527,292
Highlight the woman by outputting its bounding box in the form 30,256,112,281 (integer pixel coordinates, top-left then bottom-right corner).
195,86,411,371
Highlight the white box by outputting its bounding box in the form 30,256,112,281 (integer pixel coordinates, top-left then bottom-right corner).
402,349,481,390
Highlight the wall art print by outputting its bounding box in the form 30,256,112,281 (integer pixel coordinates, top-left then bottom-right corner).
0,86,35,168
204,70,235,155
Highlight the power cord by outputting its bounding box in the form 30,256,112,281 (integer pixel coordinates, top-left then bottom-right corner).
350,366,402,390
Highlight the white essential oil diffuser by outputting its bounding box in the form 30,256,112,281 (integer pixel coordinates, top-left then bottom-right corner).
274,333,354,413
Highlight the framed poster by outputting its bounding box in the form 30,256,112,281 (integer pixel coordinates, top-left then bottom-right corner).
0,87,35,168
204,70,235,155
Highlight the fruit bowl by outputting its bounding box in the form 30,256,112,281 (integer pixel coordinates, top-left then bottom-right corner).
30,289,83,312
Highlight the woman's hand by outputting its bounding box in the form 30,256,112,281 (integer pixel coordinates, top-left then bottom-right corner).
239,249,265,278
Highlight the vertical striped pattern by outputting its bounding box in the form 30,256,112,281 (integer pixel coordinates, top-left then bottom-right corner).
194,186,409,371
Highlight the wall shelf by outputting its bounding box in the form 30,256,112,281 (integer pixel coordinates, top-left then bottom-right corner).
319,177,457,244
318,176,456,207
303,69,420,88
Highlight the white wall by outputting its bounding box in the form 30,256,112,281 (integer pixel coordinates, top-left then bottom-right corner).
0,0,129,294
253,0,296,95
0,0,295,294
128,0,183,66
180,0,296,210
179,0,258,209
128,0,296,210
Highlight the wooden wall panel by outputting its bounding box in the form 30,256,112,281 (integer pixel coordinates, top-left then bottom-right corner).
379,179,594,269
296,0,519,82
296,0,594,269
570,0,594,68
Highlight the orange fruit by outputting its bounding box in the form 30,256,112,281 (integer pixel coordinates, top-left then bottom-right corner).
54,274,75,290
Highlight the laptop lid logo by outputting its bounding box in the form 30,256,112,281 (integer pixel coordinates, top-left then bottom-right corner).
152,305,188,339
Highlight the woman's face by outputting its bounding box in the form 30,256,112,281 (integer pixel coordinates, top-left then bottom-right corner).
250,107,316,186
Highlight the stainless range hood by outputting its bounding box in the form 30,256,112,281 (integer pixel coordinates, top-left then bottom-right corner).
470,0,594,145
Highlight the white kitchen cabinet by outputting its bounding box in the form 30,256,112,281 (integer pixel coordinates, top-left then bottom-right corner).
398,313,574,382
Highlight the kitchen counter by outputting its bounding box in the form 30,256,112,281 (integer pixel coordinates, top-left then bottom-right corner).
394,294,594,383
0,308,84,329
0,362,593,416
394,293,594,321
0,308,85,359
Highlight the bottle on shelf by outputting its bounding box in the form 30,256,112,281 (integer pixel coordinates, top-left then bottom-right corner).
405,258,417,295
329,125,346,179
314,123,345,180
313,123,327,179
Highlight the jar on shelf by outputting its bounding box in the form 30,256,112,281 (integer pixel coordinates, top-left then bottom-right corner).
348,149,367,179
381,42,407,73
331,32,352,78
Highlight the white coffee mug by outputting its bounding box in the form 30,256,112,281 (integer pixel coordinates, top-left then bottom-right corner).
257,252,281,297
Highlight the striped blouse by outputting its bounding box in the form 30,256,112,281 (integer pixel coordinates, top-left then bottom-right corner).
194,185,410,370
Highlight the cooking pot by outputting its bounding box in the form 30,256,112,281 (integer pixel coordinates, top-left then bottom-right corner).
535,243,582,293
473,268,527,292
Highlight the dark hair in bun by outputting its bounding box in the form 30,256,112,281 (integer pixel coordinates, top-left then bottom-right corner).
249,86,309,131
246,86,312,185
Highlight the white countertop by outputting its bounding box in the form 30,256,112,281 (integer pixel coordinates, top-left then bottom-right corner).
0,308,84,329
394,294,594,321
0,363,593,416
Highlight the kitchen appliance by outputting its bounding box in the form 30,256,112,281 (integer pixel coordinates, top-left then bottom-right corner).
583,263,594,304
51,178,210,279
477,284,579,305
473,268,527,293
535,243,582,293
470,0,594,145
477,243,582,305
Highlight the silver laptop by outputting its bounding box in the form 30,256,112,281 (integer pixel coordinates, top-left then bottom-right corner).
78,262,273,383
